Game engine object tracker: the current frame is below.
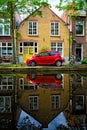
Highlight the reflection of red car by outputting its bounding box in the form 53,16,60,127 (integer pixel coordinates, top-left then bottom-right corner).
26,74,63,89
26,50,63,66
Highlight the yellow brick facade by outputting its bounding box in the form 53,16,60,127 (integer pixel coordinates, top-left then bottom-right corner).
17,6,69,62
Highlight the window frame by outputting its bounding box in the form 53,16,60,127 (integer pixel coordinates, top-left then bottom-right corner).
0,18,10,36
0,96,11,113
51,42,63,57
19,42,38,54
50,22,59,36
50,94,60,109
29,95,38,110
28,21,38,36
0,42,12,56
75,21,84,36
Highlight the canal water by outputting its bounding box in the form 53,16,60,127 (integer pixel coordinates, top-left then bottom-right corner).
0,71,87,130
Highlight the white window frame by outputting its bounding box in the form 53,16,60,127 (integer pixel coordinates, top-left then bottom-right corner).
28,21,38,36
0,18,10,36
19,42,38,54
0,96,11,113
51,95,60,109
0,42,12,56
0,76,13,90
29,95,38,110
75,21,84,36
50,22,59,36
51,42,63,57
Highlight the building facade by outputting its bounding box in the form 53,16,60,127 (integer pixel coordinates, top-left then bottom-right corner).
17,6,69,63
61,10,86,62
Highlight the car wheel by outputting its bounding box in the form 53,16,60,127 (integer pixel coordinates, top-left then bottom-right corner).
55,61,62,66
30,61,36,66
56,74,62,80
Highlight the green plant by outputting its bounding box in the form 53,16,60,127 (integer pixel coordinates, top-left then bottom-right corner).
81,59,87,64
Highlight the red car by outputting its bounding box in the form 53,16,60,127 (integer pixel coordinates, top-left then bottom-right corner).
26,50,63,66
26,74,63,90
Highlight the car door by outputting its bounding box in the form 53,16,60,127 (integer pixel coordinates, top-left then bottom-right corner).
37,51,49,65
48,51,56,64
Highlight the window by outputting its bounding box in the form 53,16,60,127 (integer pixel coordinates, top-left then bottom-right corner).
0,96,11,113
50,22,59,36
49,51,56,56
51,95,60,109
0,42,12,56
75,21,84,36
39,51,48,56
75,95,84,110
19,78,24,90
29,96,38,110
0,18,10,36
28,21,38,35
0,76,13,90
51,42,63,56
19,42,37,54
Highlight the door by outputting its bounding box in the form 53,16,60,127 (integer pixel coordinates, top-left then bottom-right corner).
23,47,34,62
76,44,82,62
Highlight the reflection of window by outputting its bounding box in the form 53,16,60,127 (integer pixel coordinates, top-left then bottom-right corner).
75,21,84,36
0,76,13,90
29,96,38,110
75,95,84,110
51,95,60,109
19,78,24,90
0,96,11,113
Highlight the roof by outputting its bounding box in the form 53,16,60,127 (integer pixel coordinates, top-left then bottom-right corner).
18,5,66,27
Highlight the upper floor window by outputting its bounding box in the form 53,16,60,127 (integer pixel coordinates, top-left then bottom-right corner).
50,22,59,36
75,21,84,36
0,18,10,36
28,21,38,36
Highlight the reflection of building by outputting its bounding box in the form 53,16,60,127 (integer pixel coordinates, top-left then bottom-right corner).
0,75,16,129
69,73,87,128
17,74,69,128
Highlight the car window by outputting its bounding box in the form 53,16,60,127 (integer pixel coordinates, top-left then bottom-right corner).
49,51,56,56
39,52,48,56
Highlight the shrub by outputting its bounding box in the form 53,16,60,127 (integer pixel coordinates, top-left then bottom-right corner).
81,59,87,64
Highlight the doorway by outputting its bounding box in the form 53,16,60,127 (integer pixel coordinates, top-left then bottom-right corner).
76,44,82,62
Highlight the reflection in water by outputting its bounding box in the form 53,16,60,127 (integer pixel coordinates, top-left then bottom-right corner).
0,72,87,130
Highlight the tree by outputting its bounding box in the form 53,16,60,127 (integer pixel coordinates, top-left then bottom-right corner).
0,0,49,64
56,0,87,14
